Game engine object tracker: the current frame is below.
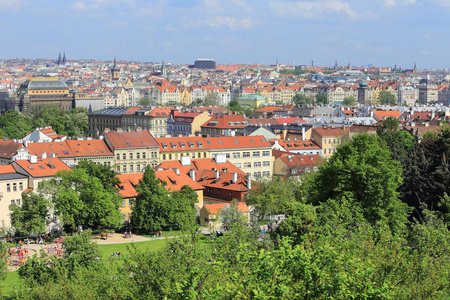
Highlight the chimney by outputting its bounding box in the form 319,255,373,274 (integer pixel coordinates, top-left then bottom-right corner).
247,173,252,190
117,127,123,133
49,153,56,158
215,169,219,179
174,168,180,175
232,172,237,184
181,155,191,166
215,153,227,164
189,169,196,181
41,152,47,159
29,155,38,164
24,141,28,148
302,127,306,141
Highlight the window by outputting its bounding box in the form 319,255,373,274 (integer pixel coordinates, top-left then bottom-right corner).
129,153,133,160
6,184,10,192
254,172,262,177
263,171,270,177
207,188,213,193
122,153,126,160
233,152,240,158
129,199,133,206
235,163,241,168
136,153,140,159
116,154,120,160
19,182,23,191
116,166,120,172
254,162,261,168
203,152,207,158
263,161,270,167
137,164,141,171
143,152,146,159
123,165,127,172
243,162,251,168
263,151,270,156
243,152,250,158
11,199,15,205
252,151,260,157
13,183,17,192
130,165,134,172
163,154,166,160
226,153,230,158
169,154,172,160
192,153,195,158
123,214,127,221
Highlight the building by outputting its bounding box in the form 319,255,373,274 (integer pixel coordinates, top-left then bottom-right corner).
311,126,350,159
273,152,323,176
199,202,250,226
104,129,160,173
111,58,120,81
193,59,216,69
11,77,73,111
200,114,248,137
398,83,419,106
0,165,29,227
156,135,273,177
88,107,171,137
117,169,205,222
271,139,322,156
167,111,211,137
419,84,438,104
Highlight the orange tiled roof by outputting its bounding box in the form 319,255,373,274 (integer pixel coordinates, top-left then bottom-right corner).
0,165,16,174
275,139,320,151
373,111,402,120
157,158,245,176
14,157,71,178
200,114,248,129
157,135,271,152
313,126,350,137
105,130,158,149
204,202,249,214
66,139,113,157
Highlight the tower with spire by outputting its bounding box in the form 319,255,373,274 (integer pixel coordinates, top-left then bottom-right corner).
111,58,120,81
413,63,418,74
334,60,338,70
276,59,280,72
57,52,62,65
62,52,66,64
161,60,167,76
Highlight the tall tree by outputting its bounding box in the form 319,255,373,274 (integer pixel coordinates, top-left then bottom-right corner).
203,92,221,106
168,185,198,229
315,94,328,104
308,133,411,232
378,90,397,104
44,167,122,231
9,192,50,236
131,167,170,232
342,96,356,105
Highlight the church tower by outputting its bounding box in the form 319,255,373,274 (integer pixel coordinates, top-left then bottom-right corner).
111,58,120,81
413,63,418,74
62,52,66,64
57,52,62,65
276,59,280,72
162,60,167,76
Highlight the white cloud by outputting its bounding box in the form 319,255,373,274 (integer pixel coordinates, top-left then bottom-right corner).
431,0,450,6
203,0,221,13
0,0,27,10
71,1,87,11
197,16,256,31
384,0,416,7
269,1,360,19
424,34,433,40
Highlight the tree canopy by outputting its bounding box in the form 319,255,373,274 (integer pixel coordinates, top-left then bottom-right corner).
378,90,397,105
342,96,356,105
10,192,50,236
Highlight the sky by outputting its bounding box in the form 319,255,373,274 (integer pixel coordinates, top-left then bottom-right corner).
1,0,450,68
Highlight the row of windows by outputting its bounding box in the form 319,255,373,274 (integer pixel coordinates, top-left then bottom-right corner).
162,152,208,160
11,199,21,205
325,138,340,145
325,148,336,154
117,163,157,173
123,199,134,207
235,161,271,168
116,152,158,160
6,182,23,192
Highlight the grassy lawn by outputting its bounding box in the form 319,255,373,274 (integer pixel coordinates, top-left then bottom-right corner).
0,271,23,297
98,239,167,262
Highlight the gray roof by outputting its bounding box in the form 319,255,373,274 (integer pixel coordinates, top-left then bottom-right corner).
91,107,130,116
28,80,68,89
0,173,27,181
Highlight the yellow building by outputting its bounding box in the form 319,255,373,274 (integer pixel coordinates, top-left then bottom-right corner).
311,126,350,159
14,77,72,111
179,88,192,105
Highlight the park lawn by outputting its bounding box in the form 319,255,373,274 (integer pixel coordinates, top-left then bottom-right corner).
0,271,23,297
98,239,167,262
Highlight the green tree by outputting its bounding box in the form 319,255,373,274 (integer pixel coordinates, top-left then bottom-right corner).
168,185,198,229
245,176,302,221
75,160,120,191
203,92,221,106
9,192,50,236
293,94,312,105
342,96,356,105
227,100,242,112
379,90,397,105
0,110,33,138
44,167,122,232
138,97,150,106
219,200,246,230
315,93,328,104
131,167,170,232
308,133,411,232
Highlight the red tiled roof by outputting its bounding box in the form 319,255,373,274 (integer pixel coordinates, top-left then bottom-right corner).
0,165,16,174
14,157,71,178
275,139,321,151
0,140,22,159
66,140,113,157
203,202,249,214
105,130,158,149
27,142,74,158
313,127,350,137
157,158,245,176
157,135,271,152
373,110,402,120
200,114,248,129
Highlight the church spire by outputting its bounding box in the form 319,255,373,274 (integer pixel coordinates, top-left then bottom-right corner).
276,59,280,72
62,52,66,64
57,52,61,65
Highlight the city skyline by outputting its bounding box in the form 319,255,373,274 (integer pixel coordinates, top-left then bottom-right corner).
1,0,450,68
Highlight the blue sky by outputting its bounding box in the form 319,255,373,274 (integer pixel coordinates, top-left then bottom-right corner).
1,0,449,68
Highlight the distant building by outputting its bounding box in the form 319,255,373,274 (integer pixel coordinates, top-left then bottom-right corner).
111,58,120,81
193,59,216,69
10,77,73,111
